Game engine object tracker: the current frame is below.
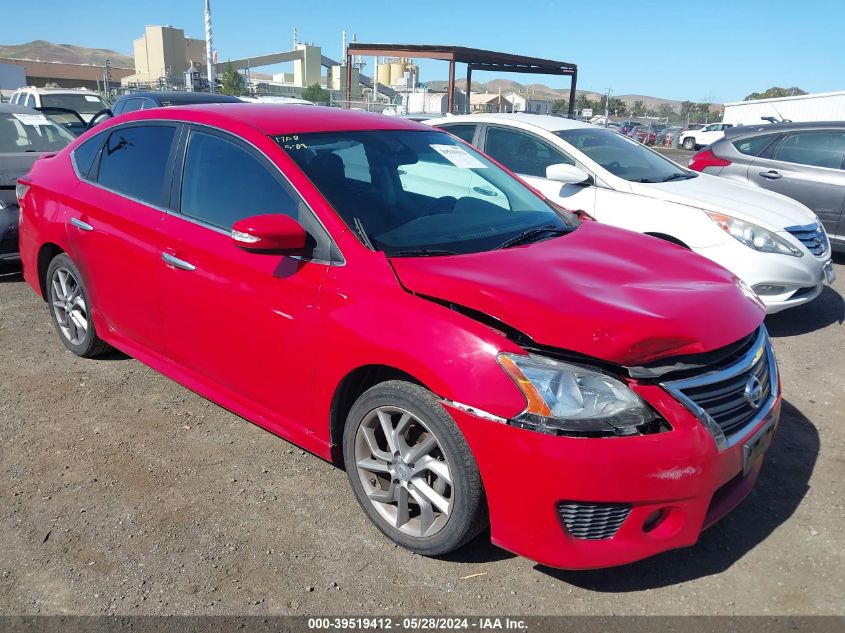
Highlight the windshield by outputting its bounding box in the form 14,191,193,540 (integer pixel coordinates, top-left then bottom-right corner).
276,130,577,256
0,112,75,153
556,128,695,183
41,93,108,116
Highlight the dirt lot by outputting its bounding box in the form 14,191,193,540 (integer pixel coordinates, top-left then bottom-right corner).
0,253,843,616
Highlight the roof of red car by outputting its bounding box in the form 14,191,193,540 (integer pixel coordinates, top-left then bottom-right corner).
129,103,430,135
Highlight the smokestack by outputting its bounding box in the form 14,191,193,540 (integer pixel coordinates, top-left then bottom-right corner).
204,0,214,92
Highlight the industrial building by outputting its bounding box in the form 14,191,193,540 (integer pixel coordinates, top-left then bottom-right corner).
722,90,845,125
0,57,133,92
122,25,207,88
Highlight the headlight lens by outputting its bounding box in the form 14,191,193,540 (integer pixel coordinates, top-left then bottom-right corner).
498,353,656,436
706,212,803,257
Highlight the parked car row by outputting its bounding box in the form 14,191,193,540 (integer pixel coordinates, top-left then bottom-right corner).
5,99,836,571
430,113,835,312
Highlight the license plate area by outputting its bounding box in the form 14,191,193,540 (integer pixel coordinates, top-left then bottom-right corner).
823,260,836,285
742,414,778,476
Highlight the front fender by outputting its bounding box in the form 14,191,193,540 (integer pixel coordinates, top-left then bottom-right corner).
313,254,528,444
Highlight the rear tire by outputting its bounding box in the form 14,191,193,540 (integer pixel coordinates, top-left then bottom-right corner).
343,380,488,556
46,253,110,358
683,137,697,151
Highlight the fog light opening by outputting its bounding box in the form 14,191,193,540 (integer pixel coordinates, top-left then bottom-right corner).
643,509,667,533
752,284,789,296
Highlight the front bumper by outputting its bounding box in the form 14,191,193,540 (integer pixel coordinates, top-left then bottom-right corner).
445,382,781,570
696,238,830,314
0,204,20,262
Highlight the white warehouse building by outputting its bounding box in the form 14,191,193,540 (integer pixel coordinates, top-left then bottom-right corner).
722,90,845,125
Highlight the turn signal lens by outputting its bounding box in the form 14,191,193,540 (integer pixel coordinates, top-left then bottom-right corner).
498,354,552,417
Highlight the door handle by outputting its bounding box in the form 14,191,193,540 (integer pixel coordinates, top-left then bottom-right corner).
70,217,93,231
759,170,782,180
162,252,196,271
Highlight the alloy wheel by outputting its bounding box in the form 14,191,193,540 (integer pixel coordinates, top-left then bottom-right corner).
50,267,88,346
354,406,453,537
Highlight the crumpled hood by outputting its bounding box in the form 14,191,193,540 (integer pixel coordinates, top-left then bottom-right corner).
631,172,817,230
390,222,765,366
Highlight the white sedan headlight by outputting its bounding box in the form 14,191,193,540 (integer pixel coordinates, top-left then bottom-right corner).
706,212,803,257
498,353,657,436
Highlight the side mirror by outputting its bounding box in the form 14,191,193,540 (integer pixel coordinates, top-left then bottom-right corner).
231,214,308,253
546,163,591,185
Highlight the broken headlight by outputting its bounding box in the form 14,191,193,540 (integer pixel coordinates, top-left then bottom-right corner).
498,353,656,436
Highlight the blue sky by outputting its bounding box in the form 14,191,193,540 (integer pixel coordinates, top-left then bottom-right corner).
10,0,845,102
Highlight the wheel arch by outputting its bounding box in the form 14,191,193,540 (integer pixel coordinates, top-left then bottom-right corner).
37,242,65,300
644,232,690,249
329,364,425,465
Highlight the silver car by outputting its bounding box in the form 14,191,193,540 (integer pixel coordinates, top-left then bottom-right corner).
690,121,845,252
0,103,76,262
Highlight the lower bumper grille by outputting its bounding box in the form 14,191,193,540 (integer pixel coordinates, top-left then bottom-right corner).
557,501,631,540
785,222,829,258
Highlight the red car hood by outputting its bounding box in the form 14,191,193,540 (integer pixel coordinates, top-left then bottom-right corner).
390,222,765,366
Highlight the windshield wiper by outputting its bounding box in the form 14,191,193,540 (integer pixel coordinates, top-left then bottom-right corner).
389,248,459,257
495,225,572,250
659,172,696,182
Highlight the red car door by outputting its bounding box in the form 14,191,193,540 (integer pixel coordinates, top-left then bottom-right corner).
64,123,178,354
157,127,333,438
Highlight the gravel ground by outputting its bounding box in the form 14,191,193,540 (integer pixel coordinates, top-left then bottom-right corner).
0,253,843,616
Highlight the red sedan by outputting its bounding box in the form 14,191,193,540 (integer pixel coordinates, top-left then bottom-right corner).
16,104,780,569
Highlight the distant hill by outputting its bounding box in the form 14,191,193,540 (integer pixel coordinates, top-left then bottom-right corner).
0,40,134,68
424,79,688,109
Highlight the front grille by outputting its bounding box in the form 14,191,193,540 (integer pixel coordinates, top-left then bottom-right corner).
785,222,829,258
662,327,777,449
557,501,631,540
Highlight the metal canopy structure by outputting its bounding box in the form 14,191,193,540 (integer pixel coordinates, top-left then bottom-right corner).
345,43,577,116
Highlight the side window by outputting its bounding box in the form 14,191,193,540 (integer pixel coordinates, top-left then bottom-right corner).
180,130,299,229
111,100,125,115
485,127,574,177
140,98,159,110
11,93,19,105
25,94,35,108
97,125,176,206
72,132,106,180
438,124,476,145
772,132,845,169
733,134,779,157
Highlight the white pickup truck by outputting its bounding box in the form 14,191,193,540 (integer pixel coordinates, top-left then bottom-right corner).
680,122,734,150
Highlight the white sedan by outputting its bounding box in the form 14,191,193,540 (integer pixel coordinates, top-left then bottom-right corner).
426,113,835,313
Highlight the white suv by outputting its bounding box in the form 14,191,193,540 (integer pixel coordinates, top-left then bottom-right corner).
10,87,108,123
680,122,734,150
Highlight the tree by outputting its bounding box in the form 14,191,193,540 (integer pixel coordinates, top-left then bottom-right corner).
657,103,674,121
302,83,330,104
551,98,568,114
631,100,646,117
744,86,806,101
219,63,245,96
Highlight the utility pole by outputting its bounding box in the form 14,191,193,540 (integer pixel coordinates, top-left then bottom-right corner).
205,0,214,92
103,58,111,96
604,87,611,127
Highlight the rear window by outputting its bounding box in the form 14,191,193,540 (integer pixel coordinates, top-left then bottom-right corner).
732,134,779,157
0,112,75,153
40,93,108,115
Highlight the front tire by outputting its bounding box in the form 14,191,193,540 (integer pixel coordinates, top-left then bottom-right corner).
343,380,488,556
46,253,110,358
683,137,697,150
